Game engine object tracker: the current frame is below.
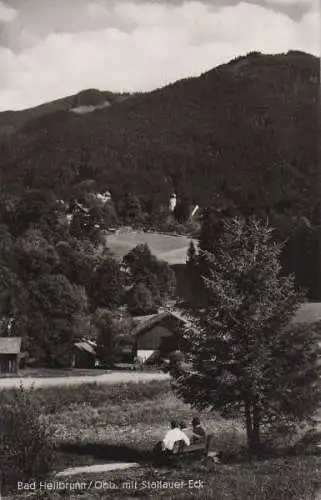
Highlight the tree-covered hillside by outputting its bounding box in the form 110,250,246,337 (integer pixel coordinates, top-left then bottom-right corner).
0,51,319,222
0,89,133,135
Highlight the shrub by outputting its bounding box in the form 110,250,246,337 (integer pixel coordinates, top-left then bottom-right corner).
0,385,55,494
127,282,158,315
212,426,247,462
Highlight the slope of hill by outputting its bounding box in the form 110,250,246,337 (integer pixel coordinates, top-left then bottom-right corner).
0,88,133,135
0,51,319,220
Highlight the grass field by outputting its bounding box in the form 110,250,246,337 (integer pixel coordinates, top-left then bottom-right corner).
3,380,321,499
106,231,196,264
0,368,110,379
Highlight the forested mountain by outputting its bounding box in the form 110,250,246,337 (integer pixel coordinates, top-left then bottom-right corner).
0,88,133,135
0,50,319,221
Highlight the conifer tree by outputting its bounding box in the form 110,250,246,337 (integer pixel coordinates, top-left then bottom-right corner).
171,217,321,454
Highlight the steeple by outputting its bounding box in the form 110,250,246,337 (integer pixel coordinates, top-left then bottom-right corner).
169,193,177,213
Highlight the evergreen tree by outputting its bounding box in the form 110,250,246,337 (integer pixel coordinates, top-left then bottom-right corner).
186,240,197,265
171,217,321,454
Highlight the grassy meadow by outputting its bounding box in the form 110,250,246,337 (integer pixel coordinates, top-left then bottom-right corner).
2,380,321,499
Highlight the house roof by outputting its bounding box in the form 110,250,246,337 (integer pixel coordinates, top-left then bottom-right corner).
292,303,321,324
131,309,191,338
74,341,96,355
106,230,197,265
0,337,22,354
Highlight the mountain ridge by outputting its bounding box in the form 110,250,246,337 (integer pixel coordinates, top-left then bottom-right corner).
0,88,134,135
0,50,319,221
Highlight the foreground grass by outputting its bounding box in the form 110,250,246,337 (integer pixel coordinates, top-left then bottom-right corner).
2,380,321,499
41,380,243,468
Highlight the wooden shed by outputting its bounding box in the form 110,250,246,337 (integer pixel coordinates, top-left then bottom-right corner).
0,337,22,374
131,310,190,364
72,340,97,368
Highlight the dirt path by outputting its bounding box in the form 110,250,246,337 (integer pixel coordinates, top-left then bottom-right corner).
55,462,140,477
0,371,169,389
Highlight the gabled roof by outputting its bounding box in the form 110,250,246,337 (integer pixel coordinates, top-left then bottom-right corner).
131,309,191,338
0,337,22,354
133,314,160,326
74,341,96,355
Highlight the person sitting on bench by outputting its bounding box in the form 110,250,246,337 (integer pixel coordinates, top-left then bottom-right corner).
180,421,193,440
191,417,206,443
162,420,190,451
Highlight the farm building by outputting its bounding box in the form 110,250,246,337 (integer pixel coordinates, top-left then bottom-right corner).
130,302,321,365
131,309,190,364
73,340,97,368
0,337,22,374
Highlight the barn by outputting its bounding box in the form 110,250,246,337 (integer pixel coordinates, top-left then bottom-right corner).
72,340,97,368
130,302,321,365
0,337,22,374
131,310,190,364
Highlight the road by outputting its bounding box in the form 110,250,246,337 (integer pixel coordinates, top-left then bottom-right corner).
0,371,170,389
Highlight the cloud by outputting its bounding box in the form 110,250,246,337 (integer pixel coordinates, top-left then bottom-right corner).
0,1,17,23
265,0,313,5
0,0,319,111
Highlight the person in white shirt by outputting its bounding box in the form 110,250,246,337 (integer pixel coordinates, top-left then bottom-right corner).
162,420,190,451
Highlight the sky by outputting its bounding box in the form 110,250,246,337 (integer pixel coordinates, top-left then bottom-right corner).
0,0,319,111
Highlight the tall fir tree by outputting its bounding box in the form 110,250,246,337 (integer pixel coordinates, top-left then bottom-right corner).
171,217,321,454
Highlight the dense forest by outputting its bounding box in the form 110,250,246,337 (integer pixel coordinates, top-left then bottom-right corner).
0,50,319,222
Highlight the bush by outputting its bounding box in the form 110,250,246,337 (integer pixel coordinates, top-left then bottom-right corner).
127,282,158,315
0,385,55,494
211,426,248,462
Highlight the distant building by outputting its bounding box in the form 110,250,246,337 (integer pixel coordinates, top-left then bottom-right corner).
130,303,321,366
169,193,177,213
0,337,22,374
190,205,199,218
96,191,112,204
73,340,97,368
131,310,190,364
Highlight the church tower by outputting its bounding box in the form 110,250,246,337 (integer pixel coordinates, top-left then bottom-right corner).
169,193,177,213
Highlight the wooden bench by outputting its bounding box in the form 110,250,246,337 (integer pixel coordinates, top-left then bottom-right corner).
171,434,218,461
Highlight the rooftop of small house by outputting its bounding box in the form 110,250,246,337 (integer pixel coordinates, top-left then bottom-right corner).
0,337,22,355
74,340,97,355
131,309,191,338
131,302,321,340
